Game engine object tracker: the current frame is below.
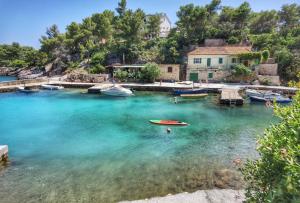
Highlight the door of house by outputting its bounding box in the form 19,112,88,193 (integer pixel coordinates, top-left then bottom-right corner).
208,72,213,79
207,58,211,67
189,73,198,82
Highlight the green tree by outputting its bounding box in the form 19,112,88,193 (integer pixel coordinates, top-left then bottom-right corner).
146,14,161,38
242,92,300,203
116,0,127,17
114,69,128,82
140,63,160,82
261,50,270,62
232,64,251,76
279,4,300,30
250,10,279,34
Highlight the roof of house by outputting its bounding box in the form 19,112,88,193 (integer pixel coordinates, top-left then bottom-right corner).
187,46,252,55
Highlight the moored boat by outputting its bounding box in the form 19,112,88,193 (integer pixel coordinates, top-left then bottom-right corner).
245,89,280,97
17,86,39,93
41,84,64,90
249,95,292,103
180,93,208,99
173,88,208,96
149,120,188,126
101,85,133,97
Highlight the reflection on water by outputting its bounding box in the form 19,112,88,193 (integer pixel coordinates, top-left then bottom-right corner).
0,91,274,202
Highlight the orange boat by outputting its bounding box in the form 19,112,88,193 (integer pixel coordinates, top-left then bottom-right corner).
149,120,188,126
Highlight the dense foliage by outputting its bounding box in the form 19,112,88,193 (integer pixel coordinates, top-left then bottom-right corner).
242,92,300,202
232,64,251,76
0,0,299,82
140,63,160,82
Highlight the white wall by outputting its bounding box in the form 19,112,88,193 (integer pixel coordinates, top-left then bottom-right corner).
188,55,240,69
159,16,171,38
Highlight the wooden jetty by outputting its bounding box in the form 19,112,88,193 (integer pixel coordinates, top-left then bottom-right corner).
220,88,244,106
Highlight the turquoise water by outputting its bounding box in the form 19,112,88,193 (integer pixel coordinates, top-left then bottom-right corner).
0,90,275,202
0,76,17,82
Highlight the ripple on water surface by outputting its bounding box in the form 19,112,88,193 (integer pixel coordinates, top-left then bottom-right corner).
0,91,275,202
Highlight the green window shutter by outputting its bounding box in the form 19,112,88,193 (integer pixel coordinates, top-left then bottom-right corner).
207,58,211,67
219,58,223,64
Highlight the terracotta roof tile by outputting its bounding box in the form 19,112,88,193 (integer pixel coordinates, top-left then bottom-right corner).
188,46,252,55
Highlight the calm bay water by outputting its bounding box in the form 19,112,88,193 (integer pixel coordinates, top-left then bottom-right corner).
0,76,17,82
0,90,275,202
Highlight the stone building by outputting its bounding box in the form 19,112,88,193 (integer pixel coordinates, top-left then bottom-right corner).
186,46,254,82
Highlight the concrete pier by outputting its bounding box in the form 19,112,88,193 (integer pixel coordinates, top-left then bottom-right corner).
119,189,245,203
0,145,8,162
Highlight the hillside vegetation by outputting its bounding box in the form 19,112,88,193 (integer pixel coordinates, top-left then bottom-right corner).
0,0,299,82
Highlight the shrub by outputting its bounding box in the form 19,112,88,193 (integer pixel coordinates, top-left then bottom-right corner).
9,59,28,68
114,69,128,82
90,51,106,67
140,63,160,83
238,52,262,62
232,64,252,76
89,64,105,74
228,36,240,44
261,50,270,62
242,92,300,203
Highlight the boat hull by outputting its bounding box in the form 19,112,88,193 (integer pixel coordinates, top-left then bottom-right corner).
101,86,133,97
149,120,188,126
180,93,208,99
173,89,208,96
101,91,133,97
41,85,64,90
17,87,39,93
250,96,292,103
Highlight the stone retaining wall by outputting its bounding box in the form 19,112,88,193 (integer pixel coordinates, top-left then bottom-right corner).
66,73,108,83
258,75,280,86
257,64,278,76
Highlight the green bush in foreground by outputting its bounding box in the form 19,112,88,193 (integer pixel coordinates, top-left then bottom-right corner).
242,92,300,203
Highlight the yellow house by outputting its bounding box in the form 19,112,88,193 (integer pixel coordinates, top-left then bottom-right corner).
187,46,253,82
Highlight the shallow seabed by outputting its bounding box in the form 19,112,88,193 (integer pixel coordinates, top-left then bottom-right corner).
0,90,275,203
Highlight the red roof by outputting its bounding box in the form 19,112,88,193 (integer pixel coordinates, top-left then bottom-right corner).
188,46,252,55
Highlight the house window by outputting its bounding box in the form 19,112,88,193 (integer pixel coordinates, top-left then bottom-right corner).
167,66,173,73
219,58,223,64
194,58,201,64
232,58,237,63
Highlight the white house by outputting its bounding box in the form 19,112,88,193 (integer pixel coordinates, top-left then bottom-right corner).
159,13,171,38
186,46,253,82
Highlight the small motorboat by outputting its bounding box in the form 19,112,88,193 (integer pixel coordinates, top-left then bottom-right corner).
249,95,292,103
41,84,64,90
173,88,208,96
245,89,280,97
101,85,133,97
180,93,208,99
17,86,39,93
149,120,188,126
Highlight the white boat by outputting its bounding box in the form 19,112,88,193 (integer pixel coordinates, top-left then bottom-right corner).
245,89,280,97
41,84,64,90
17,86,39,93
101,85,133,97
